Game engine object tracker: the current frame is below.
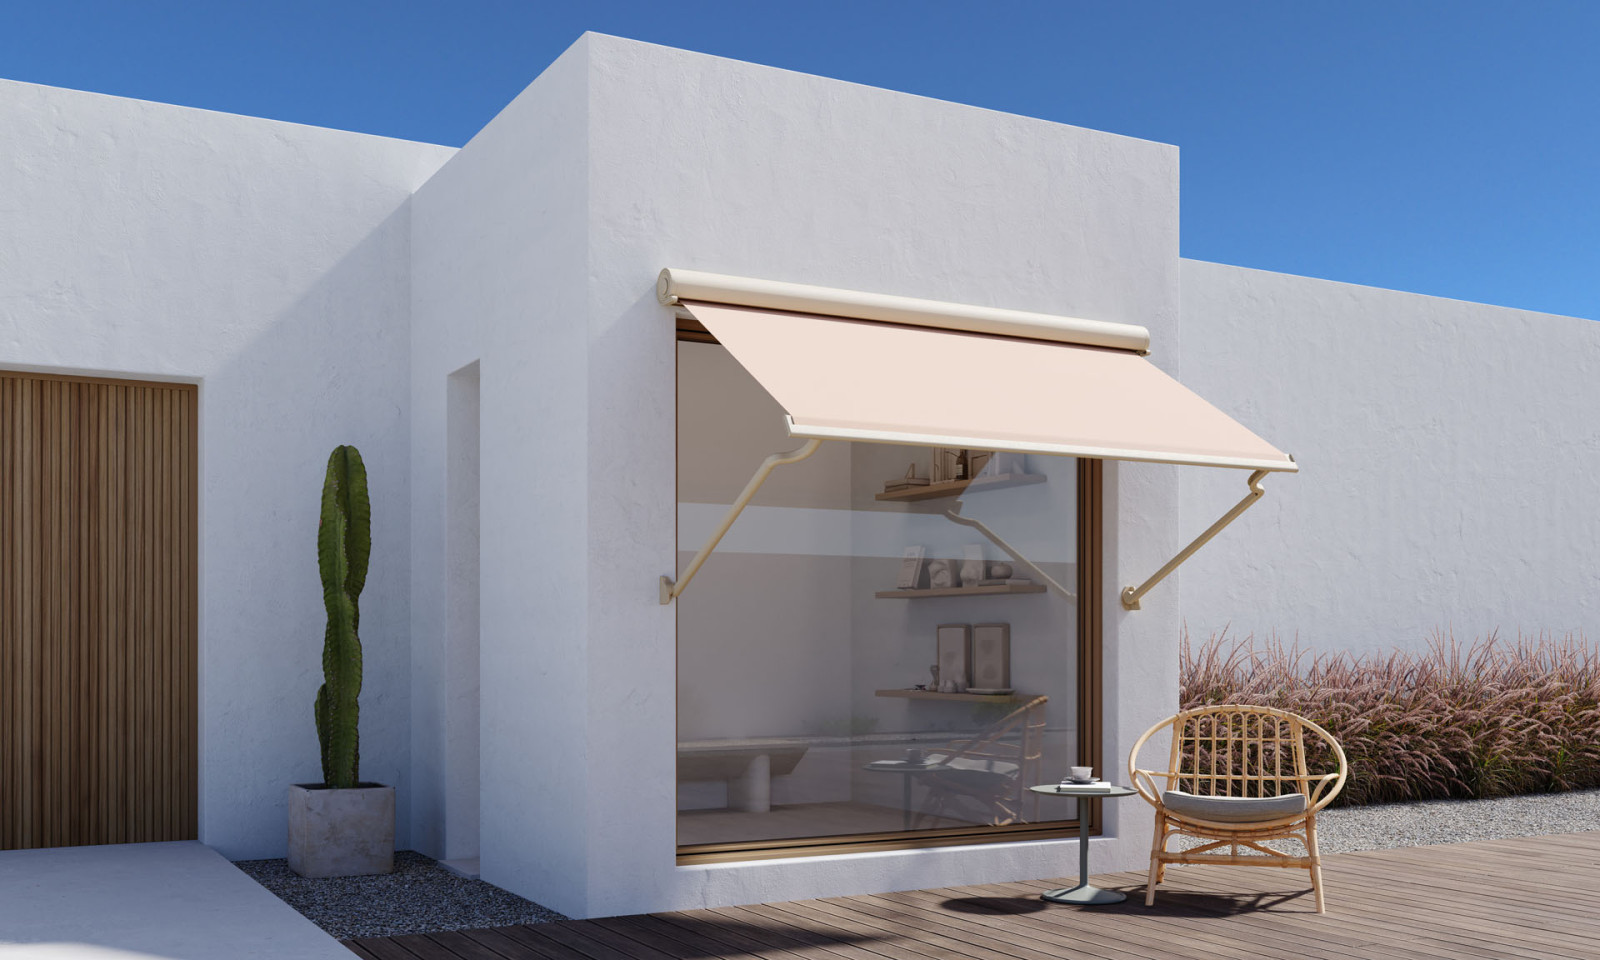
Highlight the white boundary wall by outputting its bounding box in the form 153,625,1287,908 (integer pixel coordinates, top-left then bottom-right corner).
0,78,454,858
1178,258,1600,655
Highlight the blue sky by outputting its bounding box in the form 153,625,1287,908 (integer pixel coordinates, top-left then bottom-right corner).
4,2,1595,320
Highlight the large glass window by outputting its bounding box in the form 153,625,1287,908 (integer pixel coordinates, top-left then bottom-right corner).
677,339,1098,861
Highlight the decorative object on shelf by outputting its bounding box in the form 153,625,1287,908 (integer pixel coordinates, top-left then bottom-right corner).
936,623,971,692
960,544,985,587
989,561,1014,579
896,545,927,589
929,664,939,688
883,463,931,493
972,623,1011,691
976,576,1034,587
927,558,956,590
930,447,964,483
968,450,993,477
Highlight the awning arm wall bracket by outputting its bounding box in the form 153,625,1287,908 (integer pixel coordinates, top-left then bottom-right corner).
660,438,823,604
944,502,1076,603
1121,469,1270,611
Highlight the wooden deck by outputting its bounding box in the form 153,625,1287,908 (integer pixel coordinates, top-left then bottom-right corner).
345,831,1600,960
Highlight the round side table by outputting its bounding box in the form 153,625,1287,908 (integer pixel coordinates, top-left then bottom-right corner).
1028,782,1139,905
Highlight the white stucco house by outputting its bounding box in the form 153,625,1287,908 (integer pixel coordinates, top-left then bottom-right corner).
3,33,1597,920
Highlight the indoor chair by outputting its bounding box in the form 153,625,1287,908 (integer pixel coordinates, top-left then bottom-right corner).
917,695,1048,827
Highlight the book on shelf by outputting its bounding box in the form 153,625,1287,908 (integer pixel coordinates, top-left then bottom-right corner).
895,545,927,589
976,577,1034,587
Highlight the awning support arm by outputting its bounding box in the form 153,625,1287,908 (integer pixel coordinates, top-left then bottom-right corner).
944,501,1076,603
1121,469,1269,611
660,438,823,604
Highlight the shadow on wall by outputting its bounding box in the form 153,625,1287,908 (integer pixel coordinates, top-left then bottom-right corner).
204,202,416,859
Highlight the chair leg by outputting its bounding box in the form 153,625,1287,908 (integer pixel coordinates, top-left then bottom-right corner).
1306,816,1326,914
1146,816,1168,906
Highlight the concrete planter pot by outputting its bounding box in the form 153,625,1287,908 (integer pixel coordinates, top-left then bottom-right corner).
287,783,395,878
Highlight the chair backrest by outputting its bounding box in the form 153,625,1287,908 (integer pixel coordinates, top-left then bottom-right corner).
933,695,1047,761
931,696,1047,778
1129,704,1347,810
928,696,1049,819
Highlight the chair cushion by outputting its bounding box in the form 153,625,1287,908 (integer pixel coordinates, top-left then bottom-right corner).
1161,789,1307,824
931,758,1019,788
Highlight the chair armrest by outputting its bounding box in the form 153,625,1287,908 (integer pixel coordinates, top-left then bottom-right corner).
1131,769,1163,806
1308,771,1344,810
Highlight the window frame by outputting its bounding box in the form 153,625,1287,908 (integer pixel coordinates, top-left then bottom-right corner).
674,328,1104,865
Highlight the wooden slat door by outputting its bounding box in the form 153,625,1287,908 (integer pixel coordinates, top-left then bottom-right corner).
1,371,198,849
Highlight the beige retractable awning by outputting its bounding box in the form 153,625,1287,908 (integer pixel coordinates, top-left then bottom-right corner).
659,268,1296,611
678,300,1297,473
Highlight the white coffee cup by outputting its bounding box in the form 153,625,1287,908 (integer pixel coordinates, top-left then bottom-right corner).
1069,765,1093,781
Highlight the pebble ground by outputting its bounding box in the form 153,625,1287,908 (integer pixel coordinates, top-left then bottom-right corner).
232,850,564,940
1315,787,1600,854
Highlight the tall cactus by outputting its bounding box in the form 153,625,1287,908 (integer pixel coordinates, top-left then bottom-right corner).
314,445,371,789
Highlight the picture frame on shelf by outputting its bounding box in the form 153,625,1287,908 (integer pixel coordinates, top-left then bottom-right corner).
972,623,1011,690
936,624,971,691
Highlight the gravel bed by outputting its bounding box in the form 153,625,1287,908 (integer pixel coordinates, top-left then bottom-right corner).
233,850,565,940
1173,788,1600,856
1314,788,1600,855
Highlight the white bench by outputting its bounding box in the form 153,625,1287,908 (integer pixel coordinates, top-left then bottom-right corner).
677,738,811,812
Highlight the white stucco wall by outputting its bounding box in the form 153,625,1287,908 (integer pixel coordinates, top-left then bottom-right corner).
407,41,592,891
1178,258,1600,654
0,78,454,858
413,34,1184,918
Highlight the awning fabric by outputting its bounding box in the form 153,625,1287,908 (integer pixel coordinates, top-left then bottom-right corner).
679,300,1297,473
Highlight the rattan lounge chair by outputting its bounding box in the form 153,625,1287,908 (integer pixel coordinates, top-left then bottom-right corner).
1129,704,1347,913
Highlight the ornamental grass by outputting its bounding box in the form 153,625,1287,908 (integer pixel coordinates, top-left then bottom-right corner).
1180,630,1600,806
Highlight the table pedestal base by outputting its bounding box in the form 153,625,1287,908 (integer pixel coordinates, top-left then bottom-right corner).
1040,884,1127,905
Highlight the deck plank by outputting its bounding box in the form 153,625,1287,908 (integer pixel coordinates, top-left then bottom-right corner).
344,830,1600,960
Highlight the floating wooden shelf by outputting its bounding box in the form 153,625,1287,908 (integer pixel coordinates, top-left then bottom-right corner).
874,472,1046,503
875,689,1030,703
875,583,1047,600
